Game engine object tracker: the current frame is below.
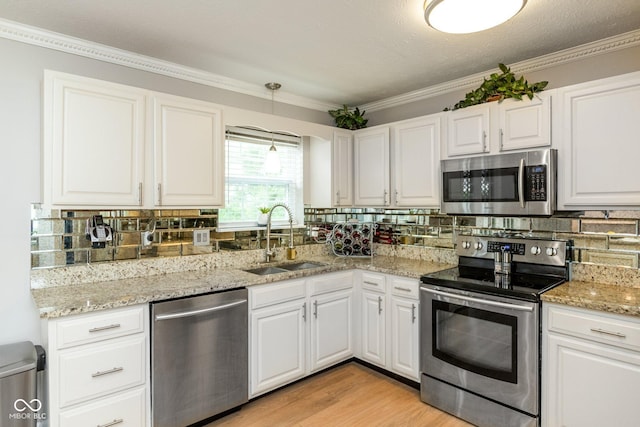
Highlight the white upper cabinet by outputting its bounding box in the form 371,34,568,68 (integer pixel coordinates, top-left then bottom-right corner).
353,126,390,206
352,116,441,208
392,116,441,207
43,71,225,209
444,92,552,158
152,94,224,207
446,104,490,157
498,92,551,152
554,72,640,209
44,71,146,207
332,130,354,207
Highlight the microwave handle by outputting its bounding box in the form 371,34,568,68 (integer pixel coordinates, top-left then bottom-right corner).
518,157,525,208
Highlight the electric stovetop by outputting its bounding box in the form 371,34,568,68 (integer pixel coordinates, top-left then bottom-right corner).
420,264,566,302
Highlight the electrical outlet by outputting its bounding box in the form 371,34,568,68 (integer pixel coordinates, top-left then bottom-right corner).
141,231,154,248
193,229,210,246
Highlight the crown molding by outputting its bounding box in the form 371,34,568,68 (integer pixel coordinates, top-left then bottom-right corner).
362,29,640,112
0,18,339,112
2,18,639,113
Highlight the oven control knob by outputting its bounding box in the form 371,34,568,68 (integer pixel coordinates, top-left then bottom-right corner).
545,247,558,256
474,242,483,250
462,241,471,249
530,246,541,255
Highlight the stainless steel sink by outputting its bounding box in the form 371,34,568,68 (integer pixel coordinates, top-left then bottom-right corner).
244,266,289,275
280,261,325,271
243,261,326,275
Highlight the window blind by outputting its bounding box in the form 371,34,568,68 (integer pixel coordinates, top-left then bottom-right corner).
220,127,303,227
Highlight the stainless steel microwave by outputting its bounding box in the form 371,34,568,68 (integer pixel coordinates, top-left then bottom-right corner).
441,148,557,216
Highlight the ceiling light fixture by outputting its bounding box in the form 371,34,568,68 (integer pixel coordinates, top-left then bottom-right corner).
424,0,526,34
264,82,281,175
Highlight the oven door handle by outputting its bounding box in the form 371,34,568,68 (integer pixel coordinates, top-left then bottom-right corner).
421,287,534,312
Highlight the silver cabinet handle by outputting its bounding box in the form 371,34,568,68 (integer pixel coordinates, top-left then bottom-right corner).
363,280,379,287
482,131,487,152
590,328,626,338
92,367,124,378
499,128,504,150
394,286,412,293
378,296,383,314
383,189,388,206
302,302,306,322
157,183,162,205
138,182,143,206
395,189,399,205
421,287,534,312
313,300,318,319
98,419,124,427
412,303,416,324
335,191,340,206
155,299,246,321
89,323,121,333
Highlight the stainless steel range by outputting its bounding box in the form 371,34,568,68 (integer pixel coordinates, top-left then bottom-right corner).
419,234,571,427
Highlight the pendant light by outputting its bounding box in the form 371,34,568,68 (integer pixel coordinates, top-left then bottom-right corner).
264,82,281,175
424,0,526,34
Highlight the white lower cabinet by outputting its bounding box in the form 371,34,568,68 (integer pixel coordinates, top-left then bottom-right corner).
358,272,420,381
543,303,640,427
249,271,354,397
250,292,306,396
45,305,149,427
310,288,353,371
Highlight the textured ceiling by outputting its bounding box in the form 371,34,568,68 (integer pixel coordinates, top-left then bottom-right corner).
1,0,640,107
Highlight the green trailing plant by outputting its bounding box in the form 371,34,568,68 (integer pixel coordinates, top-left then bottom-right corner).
447,63,548,110
328,105,368,130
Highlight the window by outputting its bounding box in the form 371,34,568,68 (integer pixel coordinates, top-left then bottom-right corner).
219,126,303,228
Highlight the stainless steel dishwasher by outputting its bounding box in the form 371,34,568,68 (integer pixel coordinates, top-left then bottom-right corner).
151,288,248,427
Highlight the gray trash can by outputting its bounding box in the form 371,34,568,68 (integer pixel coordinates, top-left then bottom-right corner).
0,342,38,427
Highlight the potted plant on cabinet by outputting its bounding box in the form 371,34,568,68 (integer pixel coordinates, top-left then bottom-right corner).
328,105,368,130
447,63,548,110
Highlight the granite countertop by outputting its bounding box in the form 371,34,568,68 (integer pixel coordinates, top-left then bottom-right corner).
32,255,453,319
541,280,640,318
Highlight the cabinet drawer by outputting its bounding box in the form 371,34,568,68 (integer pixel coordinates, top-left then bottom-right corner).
309,271,353,296
250,279,307,310
55,305,145,349
389,276,419,299
58,335,146,408
59,386,146,427
361,272,385,292
547,305,640,351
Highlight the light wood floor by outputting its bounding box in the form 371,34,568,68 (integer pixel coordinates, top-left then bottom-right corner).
207,362,473,427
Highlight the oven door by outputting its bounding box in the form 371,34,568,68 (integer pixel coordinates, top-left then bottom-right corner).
420,284,539,415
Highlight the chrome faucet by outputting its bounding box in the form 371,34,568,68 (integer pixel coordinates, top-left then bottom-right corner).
265,203,294,262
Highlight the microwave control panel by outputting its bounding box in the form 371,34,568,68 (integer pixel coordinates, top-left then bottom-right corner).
525,165,547,201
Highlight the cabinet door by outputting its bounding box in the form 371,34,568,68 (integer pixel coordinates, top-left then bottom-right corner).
310,289,353,372
392,117,441,207
556,72,640,208
544,333,640,427
353,127,390,206
332,131,353,206
44,72,145,207
390,296,419,381
153,95,224,206
250,299,306,397
498,93,551,152
361,290,386,366
446,105,489,157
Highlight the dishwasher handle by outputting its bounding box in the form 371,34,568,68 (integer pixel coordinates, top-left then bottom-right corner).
154,299,246,321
